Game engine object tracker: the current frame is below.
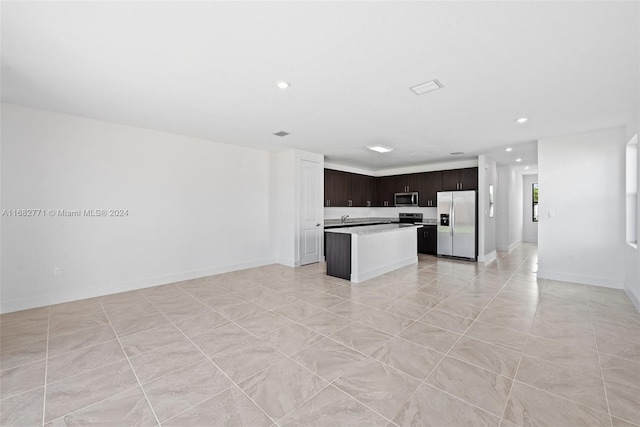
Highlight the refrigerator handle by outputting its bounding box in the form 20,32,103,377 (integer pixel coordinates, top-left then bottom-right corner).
450,202,454,236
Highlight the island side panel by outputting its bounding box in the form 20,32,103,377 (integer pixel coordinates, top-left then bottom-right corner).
351,227,418,283
325,232,352,280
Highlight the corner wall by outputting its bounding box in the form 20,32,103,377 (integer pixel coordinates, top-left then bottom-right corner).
496,165,523,252
1,104,275,313
478,155,497,263
538,127,626,288
624,112,640,309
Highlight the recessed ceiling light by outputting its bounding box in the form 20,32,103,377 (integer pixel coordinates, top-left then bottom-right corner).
276,81,290,89
516,117,528,123
505,147,513,152
273,131,290,137
367,145,393,153
525,166,530,170
516,158,522,162
410,79,443,95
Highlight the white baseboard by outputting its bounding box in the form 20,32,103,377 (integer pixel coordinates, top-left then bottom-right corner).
625,288,640,312
478,250,497,266
352,256,418,283
0,257,277,314
508,241,521,253
537,270,624,289
276,258,296,268
497,241,522,253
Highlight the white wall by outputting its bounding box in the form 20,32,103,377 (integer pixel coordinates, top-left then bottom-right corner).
624,112,640,309
523,174,539,243
271,151,296,267
1,104,275,313
538,127,626,288
509,168,524,249
478,155,497,263
496,165,510,251
496,165,523,252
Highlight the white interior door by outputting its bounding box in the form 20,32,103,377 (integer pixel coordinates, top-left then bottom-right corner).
300,160,321,265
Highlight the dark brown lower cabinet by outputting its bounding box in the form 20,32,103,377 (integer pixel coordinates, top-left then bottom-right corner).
325,233,352,280
417,226,437,255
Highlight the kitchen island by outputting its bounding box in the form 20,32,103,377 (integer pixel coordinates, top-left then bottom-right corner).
325,223,419,283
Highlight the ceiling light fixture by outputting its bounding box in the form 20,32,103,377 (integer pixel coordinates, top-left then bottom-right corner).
450,152,464,155
276,81,290,89
525,166,530,170
367,145,393,153
516,158,522,162
505,147,513,152
516,117,528,123
410,79,443,95
273,131,290,137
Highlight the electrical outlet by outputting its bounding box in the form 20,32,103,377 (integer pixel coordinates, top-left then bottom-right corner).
570,253,578,261
54,267,62,276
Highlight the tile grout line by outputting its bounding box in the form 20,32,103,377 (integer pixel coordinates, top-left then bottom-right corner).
268,266,486,424
503,379,614,419
386,274,503,419
585,285,615,427
98,300,162,427
378,256,529,422
418,251,535,421
159,279,385,425
364,260,515,424
497,277,544,424
159,384,248,425
139,291,280,427
173,285,396,426
41,306,51,427
323,256,508,423
172,280,409,426
43,384,141,425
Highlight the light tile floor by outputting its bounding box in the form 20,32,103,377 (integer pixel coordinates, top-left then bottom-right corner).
1,243,639,426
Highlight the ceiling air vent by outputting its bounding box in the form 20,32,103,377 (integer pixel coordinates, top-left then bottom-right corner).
450,152,464,155
273,131,290,137
410,79,443,95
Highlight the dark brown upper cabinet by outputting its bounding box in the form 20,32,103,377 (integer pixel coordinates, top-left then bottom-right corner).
417,171,442,207
350,173,374,207
374,176,395,207
324,169,374,207
393,174,420,194
324,169,347,207
440,168,478,191
325,166,477,208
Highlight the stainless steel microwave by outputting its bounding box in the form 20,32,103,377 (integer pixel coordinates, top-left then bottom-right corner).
394,192,419,207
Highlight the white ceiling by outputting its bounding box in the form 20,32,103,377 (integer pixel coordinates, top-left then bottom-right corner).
2,2,638,170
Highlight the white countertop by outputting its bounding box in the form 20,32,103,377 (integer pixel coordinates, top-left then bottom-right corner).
325,223,420,235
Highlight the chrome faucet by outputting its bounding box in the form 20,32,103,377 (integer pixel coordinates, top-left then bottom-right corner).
341,214,349,224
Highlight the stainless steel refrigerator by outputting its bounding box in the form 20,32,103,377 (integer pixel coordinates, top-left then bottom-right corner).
437,191,476,260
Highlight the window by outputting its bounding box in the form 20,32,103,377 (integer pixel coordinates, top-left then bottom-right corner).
532,183,539,222
627,133,638,247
